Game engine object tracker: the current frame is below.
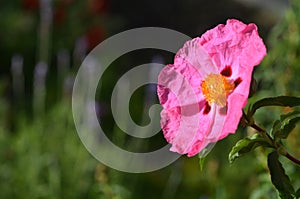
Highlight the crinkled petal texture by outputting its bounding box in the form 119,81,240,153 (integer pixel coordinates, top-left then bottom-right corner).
157,19,266,157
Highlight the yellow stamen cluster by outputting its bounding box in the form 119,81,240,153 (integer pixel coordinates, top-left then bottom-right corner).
201,74,235,107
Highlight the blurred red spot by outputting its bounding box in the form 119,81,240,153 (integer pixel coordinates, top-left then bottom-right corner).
22,0,39,11
54,7,65,24
88,0,109,15
85,26,106,50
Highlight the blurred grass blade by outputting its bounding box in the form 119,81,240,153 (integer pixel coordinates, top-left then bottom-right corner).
38,0,53,65
248,96,300,117
11,54,24,101
229,134,273,163
267,151,295,199
33,62,48,116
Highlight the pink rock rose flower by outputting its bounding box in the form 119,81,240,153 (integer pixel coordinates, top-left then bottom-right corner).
157,19,267,157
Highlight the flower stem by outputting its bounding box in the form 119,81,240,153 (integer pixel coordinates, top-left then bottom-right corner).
250,123,274,143
285,152,300,166
242,111,274,145
242,110,300,166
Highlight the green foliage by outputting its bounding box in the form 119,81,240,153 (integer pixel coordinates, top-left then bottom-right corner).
257,0,300,97
248,96,300,118
0,102,130,199
242,1,300,196
229,133,272,163
231,95,300,198
267,152,296,199
272,111,300,139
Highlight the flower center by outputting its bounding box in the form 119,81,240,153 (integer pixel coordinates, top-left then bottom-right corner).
201,74,235,107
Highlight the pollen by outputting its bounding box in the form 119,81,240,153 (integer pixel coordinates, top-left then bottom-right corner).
201,74,235,107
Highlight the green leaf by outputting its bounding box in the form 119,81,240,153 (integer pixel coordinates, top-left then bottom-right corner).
248,96,300,117
271,111,300,139
229,134,273,163
280,111,300,121
271,120,281,137
276,117,300,139
267,151,295,199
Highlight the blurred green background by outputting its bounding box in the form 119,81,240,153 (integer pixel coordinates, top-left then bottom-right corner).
0,0,299,198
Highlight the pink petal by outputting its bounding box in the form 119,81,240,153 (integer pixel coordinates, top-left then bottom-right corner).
199,19,266,77
183,103,213,156
157,38,221,155
158,46,219,155
186,104,226,157
158,64,203,154
219,93,245,139
160,106,181,143
175,37,218,77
